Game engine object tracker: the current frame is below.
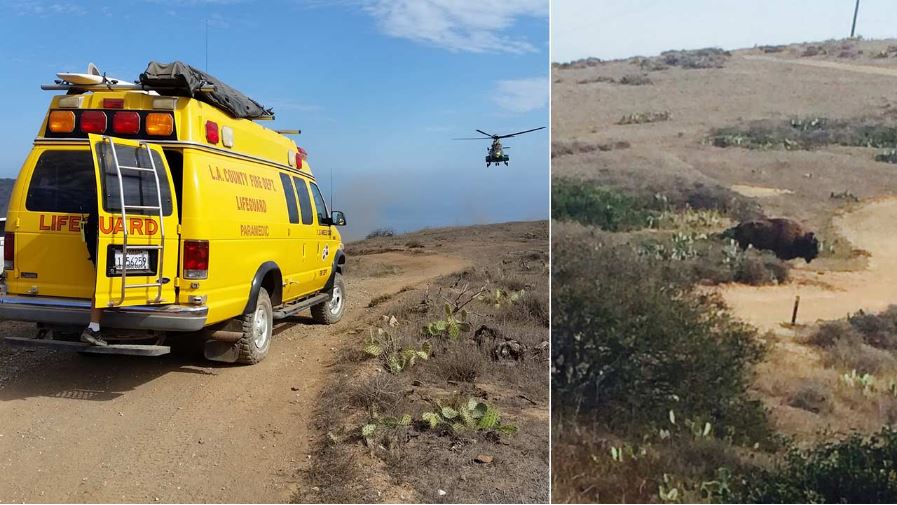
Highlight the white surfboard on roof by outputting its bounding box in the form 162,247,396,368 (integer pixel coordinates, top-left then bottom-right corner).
57,63,126,85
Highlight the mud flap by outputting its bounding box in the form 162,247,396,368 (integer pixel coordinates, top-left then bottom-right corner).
203,339,240,363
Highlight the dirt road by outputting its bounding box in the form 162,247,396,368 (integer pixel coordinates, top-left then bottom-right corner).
0,251,468,503
721,197,897,334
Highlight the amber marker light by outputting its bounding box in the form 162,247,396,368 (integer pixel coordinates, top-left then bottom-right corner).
146,113,174,136
48,110,76,133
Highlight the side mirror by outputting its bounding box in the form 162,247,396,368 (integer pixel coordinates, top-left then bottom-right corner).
330,210,347,226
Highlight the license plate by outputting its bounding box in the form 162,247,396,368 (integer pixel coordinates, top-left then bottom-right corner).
113,250,150,272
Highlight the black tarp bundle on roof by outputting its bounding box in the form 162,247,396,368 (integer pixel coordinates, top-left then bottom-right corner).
139,61,273,119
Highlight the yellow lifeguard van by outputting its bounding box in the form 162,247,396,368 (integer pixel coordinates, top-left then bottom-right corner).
1,62,347,364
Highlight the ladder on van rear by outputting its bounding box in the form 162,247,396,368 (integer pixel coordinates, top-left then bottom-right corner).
104,136,167,305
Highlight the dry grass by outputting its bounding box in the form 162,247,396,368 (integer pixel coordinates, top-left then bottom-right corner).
298,224,548,504
619,73,653,85
551,415,757,504
617,110,671,125
552,139,630,158
552,36,897,502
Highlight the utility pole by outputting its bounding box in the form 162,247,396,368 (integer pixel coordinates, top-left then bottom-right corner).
850,0,860,38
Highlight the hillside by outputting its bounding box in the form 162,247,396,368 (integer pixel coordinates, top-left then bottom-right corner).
0,221,549,503
552,38,897,502
0,178,14,215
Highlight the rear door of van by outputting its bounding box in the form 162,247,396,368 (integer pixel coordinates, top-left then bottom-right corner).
88,134,179,307
6,146,98,299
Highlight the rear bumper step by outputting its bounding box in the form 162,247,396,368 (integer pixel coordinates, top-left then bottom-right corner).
0,295,207,332
4,336,170,356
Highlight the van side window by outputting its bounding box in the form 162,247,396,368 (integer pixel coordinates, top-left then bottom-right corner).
293,177,314,225
278,173,300,224
97,143,173,216
163,149,184,221
309,183,329,224
26,151,97,213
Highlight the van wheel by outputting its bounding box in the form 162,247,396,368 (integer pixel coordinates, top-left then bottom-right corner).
236,288,273,364
311,273,345,324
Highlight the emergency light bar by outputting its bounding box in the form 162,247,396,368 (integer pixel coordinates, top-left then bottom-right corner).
45,109,177,140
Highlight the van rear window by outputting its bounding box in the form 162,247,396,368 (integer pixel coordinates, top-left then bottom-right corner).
96,143,173,216
26,151,97,213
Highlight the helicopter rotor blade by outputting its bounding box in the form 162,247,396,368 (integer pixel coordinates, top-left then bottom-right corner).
495,126,546,139
476,129,497,138
452,137,492,140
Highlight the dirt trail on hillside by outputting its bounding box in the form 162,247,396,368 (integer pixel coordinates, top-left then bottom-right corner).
0,252,469,503
743,54,897,78
721,197,897,334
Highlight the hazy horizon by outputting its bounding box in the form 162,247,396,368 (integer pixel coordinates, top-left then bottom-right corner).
552,0,897,62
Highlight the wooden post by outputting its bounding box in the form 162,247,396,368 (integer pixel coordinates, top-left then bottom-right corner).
791,295,801,325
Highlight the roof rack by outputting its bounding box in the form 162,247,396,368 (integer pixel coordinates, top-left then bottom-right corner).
42,62,277,121
41,81,217,93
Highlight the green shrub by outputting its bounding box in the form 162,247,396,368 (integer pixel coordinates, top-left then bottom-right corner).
552,179,661,231
730,427,897,502
848,307,897,350
709,117,897,152
639,235,789,287
619,73,653,85
734,249,790,285
366,227,396,239
551,237,770,444
660,47,730,69
808,306,897,351
618,110,671,125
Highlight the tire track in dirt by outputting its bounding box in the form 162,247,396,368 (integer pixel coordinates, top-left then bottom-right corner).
0,252,469,503
720,197,897,334
743,54,897,78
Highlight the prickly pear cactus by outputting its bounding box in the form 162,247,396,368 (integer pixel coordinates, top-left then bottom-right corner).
422,412,441,429
441,406,459,419
478,406,500,429
363,329,385,357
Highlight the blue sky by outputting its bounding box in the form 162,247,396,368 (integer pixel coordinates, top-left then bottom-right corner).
0,0,548,239
553,0,896,62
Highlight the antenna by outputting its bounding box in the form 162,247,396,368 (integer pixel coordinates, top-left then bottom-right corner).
850,0,860,38
330,165,333,211
205,18,209,71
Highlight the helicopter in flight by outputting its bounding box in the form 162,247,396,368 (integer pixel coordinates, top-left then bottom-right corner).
454,127,545,166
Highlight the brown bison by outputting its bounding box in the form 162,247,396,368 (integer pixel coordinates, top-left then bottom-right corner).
724,218,819,262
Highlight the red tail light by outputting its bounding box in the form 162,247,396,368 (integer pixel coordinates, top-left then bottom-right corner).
112,111,140,134
205,121,219,144
183,240,209,279
80,111,107,134
103,98,124,109
4,232,13,270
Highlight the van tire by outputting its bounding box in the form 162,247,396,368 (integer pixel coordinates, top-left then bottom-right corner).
311,273,345,324
236,288,273,364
